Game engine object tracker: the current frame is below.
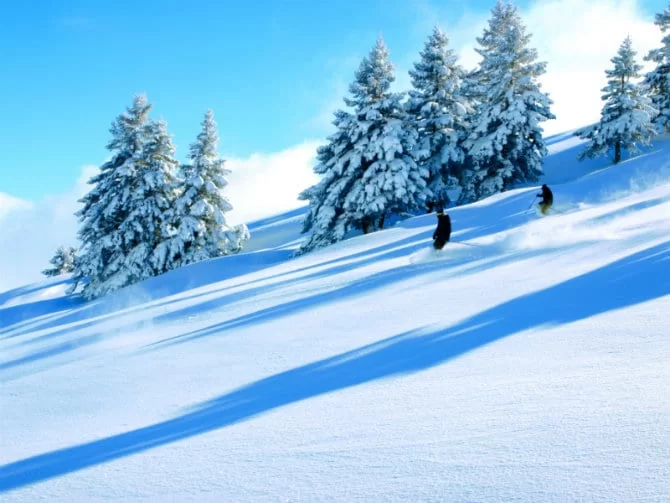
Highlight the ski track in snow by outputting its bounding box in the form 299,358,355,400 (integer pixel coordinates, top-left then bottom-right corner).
1,134,670,502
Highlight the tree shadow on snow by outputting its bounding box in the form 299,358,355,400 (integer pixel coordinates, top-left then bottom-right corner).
1,240,668,493
0,231,428,342
0,237,488,380
2,233,431,352
0,248,295,337
0,234,446,380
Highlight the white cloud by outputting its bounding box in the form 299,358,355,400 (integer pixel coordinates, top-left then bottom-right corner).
525,0,660,135
224,141,322,225
0,193,32,221
0,166,96,292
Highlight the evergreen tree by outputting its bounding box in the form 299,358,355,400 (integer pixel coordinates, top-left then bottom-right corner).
299,37,427,253
42,246,77,277
407,26,471,212
576,37,657,164
297,110,356,252
644,4,670,132
154,110,249,270
71,95,180,299
71,95,152,298
120,117,179,279
462,0,555,202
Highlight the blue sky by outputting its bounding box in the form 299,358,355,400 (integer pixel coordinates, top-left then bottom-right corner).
1,0,668,199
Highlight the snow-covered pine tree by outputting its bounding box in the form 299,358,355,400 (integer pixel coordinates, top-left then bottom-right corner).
117,117,180,281
42,246,77,277
406,25,471,212
71,95,152,298
644,5,670,132
462,0,554,202
297,111,356,252
576,36,657,164
71,95,180,299
154,110,249,270
299,37,427,253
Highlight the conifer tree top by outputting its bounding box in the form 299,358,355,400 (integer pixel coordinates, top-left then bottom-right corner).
107,93,152,153
409,25,462,96
190,109,219,162
346,36,396,110
477,0,523,45
475,1,543,72
607,36,643,82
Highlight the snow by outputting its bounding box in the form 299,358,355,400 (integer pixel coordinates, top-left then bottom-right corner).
1,132,670,501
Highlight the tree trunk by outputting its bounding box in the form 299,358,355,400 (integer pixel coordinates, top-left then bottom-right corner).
378,214,386,230
426,201,435,213
361,219,370,234
614,140,621,164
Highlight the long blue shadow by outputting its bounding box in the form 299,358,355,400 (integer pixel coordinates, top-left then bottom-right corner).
0,279,73,307
146,253,454,349
1,241,667,493
2,236,517,378
0,296,84,332
0,236,441,376
2,239,524,377
150,235,433,326
9,233,431,353
0,335,99,374
1,248,295,339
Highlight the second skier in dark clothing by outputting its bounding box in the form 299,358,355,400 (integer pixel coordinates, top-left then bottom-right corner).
433,211,451,250
537,184,553,215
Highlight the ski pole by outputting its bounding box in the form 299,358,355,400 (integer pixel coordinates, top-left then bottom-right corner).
451,240,484,248
528,195,538,209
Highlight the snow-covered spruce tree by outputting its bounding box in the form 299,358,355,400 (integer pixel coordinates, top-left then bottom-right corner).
71,95,180,299
154,110,249,271
406,25,471,212
576,37,657,164
296,111,354,252
644,5,670,132
42,246,77,277
119,117,180,280
298,37,427,253
70,95,152,298
462,0,555,202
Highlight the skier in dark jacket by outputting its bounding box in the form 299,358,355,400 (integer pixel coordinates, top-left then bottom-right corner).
433,211,451,250
537,184,553,215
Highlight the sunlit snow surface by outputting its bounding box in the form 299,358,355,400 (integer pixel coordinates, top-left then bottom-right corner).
1,134,669,502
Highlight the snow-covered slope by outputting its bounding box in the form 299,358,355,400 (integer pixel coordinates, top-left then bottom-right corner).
1,135,669,502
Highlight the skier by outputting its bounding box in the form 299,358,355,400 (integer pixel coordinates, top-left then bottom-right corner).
537,184,553,215
433,211,451,250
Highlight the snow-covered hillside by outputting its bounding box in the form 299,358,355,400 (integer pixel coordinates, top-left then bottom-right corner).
1,134,669,502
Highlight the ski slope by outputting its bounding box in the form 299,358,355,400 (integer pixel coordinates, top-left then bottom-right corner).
1,134,670,502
